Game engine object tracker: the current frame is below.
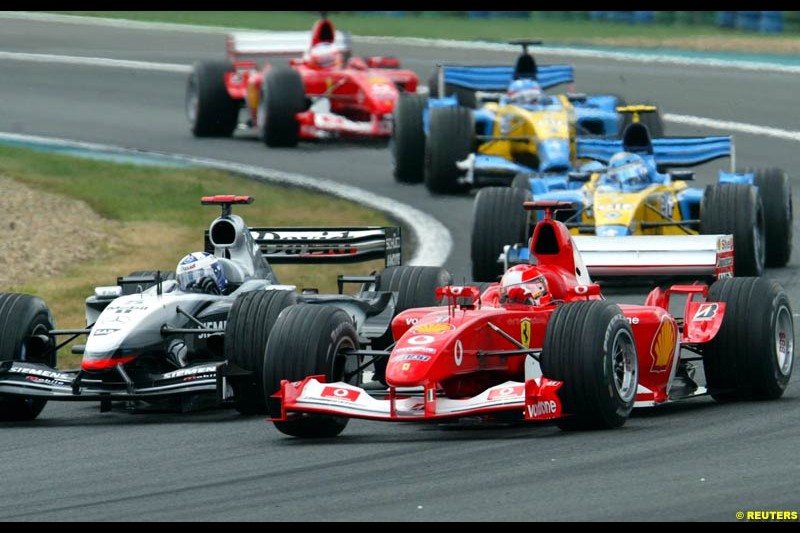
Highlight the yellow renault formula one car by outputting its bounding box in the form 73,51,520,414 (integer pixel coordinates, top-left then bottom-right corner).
471,121,792,282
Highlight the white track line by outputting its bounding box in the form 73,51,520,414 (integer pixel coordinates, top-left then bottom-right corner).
3,51,800,145
0,50,189,72
0,132,451,267
665,113,800,142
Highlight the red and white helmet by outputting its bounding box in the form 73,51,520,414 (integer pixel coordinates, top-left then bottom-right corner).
499,264,549,305
307,42,343,69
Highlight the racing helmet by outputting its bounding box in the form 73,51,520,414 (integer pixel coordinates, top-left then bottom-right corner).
176,252,228,294
499,264,549,305
601,152,650,192
307,42,343,69
507,79,542,105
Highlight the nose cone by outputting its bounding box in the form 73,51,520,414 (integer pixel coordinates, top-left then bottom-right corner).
538,139,571,172
378,94,397,114
385,322,454,387
595,224,631,237
385,351,435,387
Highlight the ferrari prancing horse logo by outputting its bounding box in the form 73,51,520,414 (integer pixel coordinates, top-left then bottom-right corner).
520,318,531,349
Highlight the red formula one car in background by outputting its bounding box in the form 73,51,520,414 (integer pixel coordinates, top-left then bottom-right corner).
266,201,794,438
186,15,418,147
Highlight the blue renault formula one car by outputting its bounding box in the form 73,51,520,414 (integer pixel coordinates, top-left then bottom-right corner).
390,41,663,194
470,121,792,282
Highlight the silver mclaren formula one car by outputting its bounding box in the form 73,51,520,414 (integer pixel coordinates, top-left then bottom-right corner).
0,195,451,420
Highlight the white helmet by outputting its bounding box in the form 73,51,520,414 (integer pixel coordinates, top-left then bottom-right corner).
176,252,227,294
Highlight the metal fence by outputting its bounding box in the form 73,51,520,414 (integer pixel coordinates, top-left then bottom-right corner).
356,11,796,33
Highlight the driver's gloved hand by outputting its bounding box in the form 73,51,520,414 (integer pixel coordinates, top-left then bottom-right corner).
194,276,220,295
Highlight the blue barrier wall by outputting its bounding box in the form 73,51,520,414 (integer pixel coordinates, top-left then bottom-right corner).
357,11,791,33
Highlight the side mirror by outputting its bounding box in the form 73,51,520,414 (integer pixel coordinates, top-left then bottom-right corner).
566,92,587,103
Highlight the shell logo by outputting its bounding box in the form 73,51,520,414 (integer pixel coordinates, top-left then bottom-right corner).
413,323,454,334
649,316,677,372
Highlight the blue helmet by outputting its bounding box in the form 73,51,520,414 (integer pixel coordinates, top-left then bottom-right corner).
601,152,651,192
507,79,542,105
176,252,228,293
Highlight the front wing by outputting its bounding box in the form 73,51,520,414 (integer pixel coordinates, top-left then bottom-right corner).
0,361,231,402
272,375,564,422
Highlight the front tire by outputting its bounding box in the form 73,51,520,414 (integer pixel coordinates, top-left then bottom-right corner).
540,300,638,430
265,304,359,438
392,93,428,183
259,67,305,148
703,277,794,401
425,106,474,195
224,290,297,415
0,294,55,421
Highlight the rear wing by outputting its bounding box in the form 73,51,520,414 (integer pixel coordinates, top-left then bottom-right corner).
226,30,351,60
205,226,401,267
435,64,574,92
577,136,735,171
572,234,734,280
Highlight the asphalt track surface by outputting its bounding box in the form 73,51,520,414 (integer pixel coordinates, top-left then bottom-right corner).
1,16,799,522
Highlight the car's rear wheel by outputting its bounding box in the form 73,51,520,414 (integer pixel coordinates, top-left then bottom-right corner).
224,290,297,414
370,266,453,383
0,293,55,421
264,304,358,438
703,277,794,401
259,66,305,148
425,106,474,195
186,60,240,137
750,167,793,267
471,187,532,283
700,183,765,277
392,93,428,184
540,300,638,431
511,172,532,193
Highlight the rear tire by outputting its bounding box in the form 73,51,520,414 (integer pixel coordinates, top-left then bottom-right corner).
751,167,793,267
375,265,453,313
259,67,305,148
511,173,532,193
391,93,428,183
0,293,55,421
371,266,453,382
425,106,474,195
224,290,297,415
703,277,793,401
471,187,532,282
540,300,638,430
265,304,358,438
186,60,240,137
700,183,765,277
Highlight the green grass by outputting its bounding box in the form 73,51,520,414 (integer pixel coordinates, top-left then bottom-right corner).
54,11,800,50
0,145,392,367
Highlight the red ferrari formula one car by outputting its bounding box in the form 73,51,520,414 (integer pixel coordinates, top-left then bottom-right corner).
267,201,794,438
186,15,418,146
